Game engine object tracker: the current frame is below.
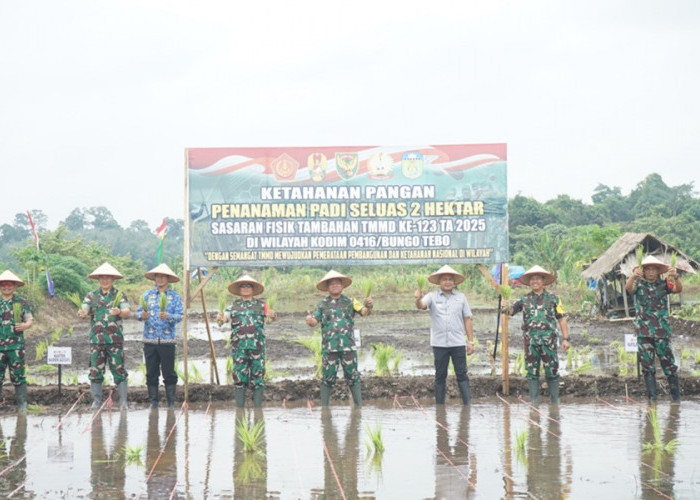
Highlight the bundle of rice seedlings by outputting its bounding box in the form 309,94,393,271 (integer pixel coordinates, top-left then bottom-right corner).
371,342,400,376
364,422,385,455
123,444,144,466
499,284,513,300
636,245,644,268
139,296,148,313
416,275,428,292
360,279,373,298
642,408,678,454
112,291,122,309
159,292,167,312
670,250,677,268
12,303,22,325
67,292,83,309
236,417,266,453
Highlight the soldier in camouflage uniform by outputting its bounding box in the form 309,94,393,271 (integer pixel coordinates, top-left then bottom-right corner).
217,275,275,408
504,265,570,404
305,270,373,407
625,255,682,401
0,270,33,411
78,262,131,410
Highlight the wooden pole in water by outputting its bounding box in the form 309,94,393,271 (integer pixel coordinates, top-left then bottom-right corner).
198,267,220,385
183,268,190,402
501,264,510,395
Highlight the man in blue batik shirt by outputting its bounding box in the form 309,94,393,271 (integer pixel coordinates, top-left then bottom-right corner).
137,263,184,409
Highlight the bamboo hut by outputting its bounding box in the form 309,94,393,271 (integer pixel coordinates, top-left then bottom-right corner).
581,233,698,318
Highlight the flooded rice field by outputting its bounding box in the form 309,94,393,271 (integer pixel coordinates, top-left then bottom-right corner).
2,398,699,498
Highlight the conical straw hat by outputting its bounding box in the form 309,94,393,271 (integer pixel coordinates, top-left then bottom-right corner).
228,275,265,296
640,255,670,274
0,270,24,287
88,262,124,279
316,270,352,291
428,265,465,285
144,263,180,283
519,265,556,286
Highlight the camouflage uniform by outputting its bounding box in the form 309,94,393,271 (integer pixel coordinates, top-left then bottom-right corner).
226,298,266,389
311,295,362,387
83,288,130,384
511,290,566,380
631,278,678,377
0,295,32,385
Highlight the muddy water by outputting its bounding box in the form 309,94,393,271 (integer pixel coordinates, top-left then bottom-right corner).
2,399,698,498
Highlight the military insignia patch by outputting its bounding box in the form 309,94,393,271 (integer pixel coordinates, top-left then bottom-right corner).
335,152,359,180
307,153,327,182
271,153,299,181
367,151,394,180
401,151,424,179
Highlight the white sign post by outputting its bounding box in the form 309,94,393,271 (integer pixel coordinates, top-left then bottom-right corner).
47,346,72,397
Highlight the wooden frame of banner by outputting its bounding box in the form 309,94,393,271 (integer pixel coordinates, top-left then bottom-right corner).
181,265,221,402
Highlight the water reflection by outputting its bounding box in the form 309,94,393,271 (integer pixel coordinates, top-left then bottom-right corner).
319,407,360,499
640,404,679,499
90,412,127,498
526,406,566,498
146,409,178,498
434,406,475,497
0,414,27,497
233,408,267,498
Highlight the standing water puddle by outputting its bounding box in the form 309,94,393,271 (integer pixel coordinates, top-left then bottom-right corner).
1,399,698,498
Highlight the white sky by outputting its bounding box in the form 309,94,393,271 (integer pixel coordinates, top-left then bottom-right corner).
2,1,699,229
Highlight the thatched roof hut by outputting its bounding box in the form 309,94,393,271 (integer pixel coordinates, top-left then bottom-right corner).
581,232,698,318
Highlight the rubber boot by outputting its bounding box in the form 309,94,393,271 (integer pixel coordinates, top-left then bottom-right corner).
528,378,540,404
435,382,446,404
91,382,103,410
16,383,28,411
117,380,128,410
165,384,176,409
147,385,159,410
234,387,247,408
253,387,264,408
350,381,362,407
457,379,471,405
667,374,680,402
320,384,331,406
0,384,3,403
644,372,657,402
547,377,560,404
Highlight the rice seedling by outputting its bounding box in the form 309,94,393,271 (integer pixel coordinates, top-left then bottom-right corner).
35,339,50,361
12,303,22,325
137,363,147,377
670,250,677,268
189,362,204,383
159,292,167,312
681,348,691,361
265,294,277,310
695,351,700,364
226,355,234,373
218,295,227,326
112,291,123,308
636,245,644,268
371,343,400,376
32,364,57,372
0,439,8,459
499,284,513,300
514,428,528,466
291,331,323,378
416,275,428,292
364,422,385,455
512,352,526,377
123,444,144,466
67,292,83,309
236,453,266,484
236,416,266,453
391,351,403,373
642,408,677,454
26,403,49,414
66,327,74,337
68,374,79,385
360,278,373,298
139,296,148,313
51,328,62,344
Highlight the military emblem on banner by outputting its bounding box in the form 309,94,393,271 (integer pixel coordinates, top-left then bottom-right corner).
335,152,359,180
367,151,394,180
401,151,423,179
307,153,327,182
271,153,299,181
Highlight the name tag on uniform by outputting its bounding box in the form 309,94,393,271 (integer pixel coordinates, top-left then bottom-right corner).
354,328,361,348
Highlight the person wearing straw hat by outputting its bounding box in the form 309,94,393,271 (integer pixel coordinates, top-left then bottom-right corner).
0,270,33,410
503,265,570,404
306,270,373,407
415,265,475,405
217,274,276,408
78,262,131,410
625,255,682,401
137,263,184,410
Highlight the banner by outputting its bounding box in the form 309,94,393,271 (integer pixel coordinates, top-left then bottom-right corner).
185,144,508,268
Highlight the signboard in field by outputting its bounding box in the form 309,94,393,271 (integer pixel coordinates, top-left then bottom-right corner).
185,144,507,268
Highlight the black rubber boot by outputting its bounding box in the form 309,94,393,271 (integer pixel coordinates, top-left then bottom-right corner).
457,379,471,405
547,377,560,404
148,385,159,409
644,373,657,401
350,381,362,407
165,384,176,409
435,382,446,404
320,384,331,406
528,378,540,404
234,387,247,408
253,387,264,408
91,382,103,410
667,374,680,402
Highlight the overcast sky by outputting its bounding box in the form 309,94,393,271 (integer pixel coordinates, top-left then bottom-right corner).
2,1,699,230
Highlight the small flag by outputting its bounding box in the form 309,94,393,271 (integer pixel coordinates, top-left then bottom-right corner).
27,210,40,250
46,269,55,298
155,219,167,264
